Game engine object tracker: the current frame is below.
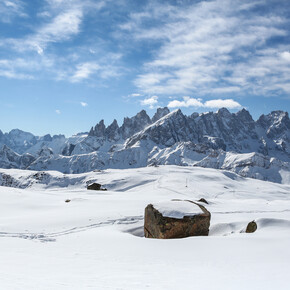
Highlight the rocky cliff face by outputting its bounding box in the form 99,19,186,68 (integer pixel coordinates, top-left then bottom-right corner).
0,107,289,184
125,108,288,159
88,109,153,140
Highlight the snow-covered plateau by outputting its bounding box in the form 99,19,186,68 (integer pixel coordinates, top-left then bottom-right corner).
1,166,290,289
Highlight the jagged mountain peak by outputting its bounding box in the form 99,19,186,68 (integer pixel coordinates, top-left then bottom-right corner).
8,128,35,139
152,107,170,123
108,119,119,127
120,110,151,139
136,109,148,118
235,108,254,123
160,108,183,120
217,107,231,117
42,134,52,142
257,110,290,137
105,119,120,141
89,119,106,137
125,108,190,148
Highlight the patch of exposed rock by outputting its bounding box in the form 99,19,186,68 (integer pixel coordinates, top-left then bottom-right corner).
87,183,107,191
246,221,257,233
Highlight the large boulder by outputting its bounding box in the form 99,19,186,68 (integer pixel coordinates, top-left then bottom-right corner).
144,200,210,239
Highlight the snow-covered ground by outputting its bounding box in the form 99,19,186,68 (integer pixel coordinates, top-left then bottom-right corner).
0,166,290,289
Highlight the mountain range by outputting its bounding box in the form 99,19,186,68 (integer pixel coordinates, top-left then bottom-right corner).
1,107,289,184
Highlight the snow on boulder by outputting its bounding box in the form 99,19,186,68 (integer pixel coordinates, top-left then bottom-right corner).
144,200,210,239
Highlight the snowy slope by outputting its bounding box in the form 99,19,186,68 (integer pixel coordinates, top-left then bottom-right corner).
0,166,290,289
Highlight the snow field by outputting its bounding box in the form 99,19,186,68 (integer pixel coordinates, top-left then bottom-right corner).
0,165,290,289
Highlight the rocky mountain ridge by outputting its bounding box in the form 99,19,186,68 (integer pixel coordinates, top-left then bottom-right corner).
0,107,289,184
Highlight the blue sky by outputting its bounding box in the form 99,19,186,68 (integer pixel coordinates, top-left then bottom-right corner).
0,0,289,136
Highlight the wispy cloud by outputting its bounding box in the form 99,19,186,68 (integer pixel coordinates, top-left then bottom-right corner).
0,0,124,84
9,7,83,54
141,95,159,109
0,57,53,79
121,0,290,97
68,59,121,83
129,93,142,98
5,1,106,55
0,0,27,22
168,97,242,109
80,101,88,107
55,109,61,114
70,62,100,83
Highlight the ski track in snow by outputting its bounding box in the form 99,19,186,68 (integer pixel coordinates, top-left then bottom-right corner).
0,216,144,242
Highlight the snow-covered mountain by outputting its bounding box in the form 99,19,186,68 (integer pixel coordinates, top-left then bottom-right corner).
0,108,289,183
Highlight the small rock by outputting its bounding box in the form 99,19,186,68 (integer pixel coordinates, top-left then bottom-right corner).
246,221,257,233
65,199,71,203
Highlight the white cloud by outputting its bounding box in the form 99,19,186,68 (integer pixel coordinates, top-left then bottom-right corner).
211,87,241,94
22,8,83,54
129,93,142,97
168,96,203,108
0,70,33,79
5,0,106,54
80,102,88,107
123,0,290,96
71,62,100,82
0,1,124,84
0,57,53,79
68,60,121,83
204,99,242,109
0,0,27,22
55,109,61,114
168,97,242,109
141,95,158,109
280,51,290,62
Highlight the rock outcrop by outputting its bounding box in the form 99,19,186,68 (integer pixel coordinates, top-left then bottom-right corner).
144,200,211,239
87,183,107,191
246,221,257,233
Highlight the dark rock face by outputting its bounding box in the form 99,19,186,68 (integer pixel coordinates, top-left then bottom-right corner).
42,134,53,142
88,110,152,140
121,110,152,139
89,120,106,137
126,109,196,148
62,144,76,156
0,145,21,169
87,183,107,191
0,129,37,154
144,201,211,239
105,119,120,141
246,221,257,233
152,107,170,123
